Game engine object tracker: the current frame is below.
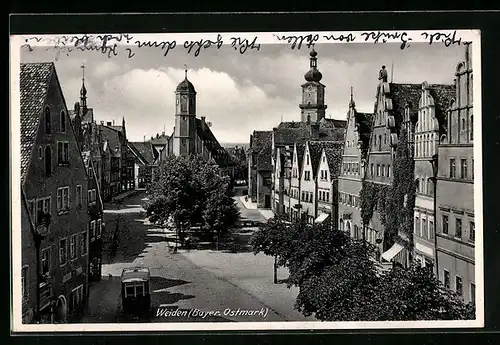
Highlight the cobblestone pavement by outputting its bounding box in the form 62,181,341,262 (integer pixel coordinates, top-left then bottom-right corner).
82,192,305,323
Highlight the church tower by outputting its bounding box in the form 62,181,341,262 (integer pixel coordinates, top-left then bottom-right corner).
299,48,327,122
173,66,197,157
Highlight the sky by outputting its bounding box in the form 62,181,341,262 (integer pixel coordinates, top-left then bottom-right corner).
20,41,465,144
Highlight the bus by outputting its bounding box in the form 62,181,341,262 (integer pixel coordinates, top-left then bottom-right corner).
120,267,151,315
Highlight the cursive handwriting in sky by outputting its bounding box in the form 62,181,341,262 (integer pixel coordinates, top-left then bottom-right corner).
20,42,465,144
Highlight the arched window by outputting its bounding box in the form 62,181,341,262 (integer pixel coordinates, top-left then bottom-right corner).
462,118,466,131
384,133,387,144
60,110,66,132
44,107,51,134
44,146,52,176
378,135,382,151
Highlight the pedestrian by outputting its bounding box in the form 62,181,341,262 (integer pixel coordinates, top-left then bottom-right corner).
185,236,191,251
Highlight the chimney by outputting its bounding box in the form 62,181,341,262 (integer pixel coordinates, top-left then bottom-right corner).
310,122,320,139
107,121,112,126
201,116,206,122
100,121,104,125
144,135,146,142
151,136,154,140
156,133,159,139
162,131,165,136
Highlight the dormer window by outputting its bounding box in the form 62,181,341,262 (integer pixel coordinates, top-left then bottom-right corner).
60,110,66,132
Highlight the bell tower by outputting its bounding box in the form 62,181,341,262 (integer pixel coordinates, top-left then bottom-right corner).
299,48,327,123
173,65,197,157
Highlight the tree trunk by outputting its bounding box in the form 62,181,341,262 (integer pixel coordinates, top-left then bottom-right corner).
273,255,278,284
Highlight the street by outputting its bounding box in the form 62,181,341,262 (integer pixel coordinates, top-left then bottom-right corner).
82,191,310,323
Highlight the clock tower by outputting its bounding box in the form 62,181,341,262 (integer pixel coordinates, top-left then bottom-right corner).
173,66,197,157
299,48,327,123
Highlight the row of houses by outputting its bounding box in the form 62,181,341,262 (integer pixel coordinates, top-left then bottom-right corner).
248,44,475,304
20,62,106,324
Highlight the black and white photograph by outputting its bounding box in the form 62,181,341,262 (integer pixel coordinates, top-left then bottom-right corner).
10,28,483,331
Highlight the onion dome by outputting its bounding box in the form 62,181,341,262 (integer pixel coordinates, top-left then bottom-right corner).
176,66,196,93
304,49,323,82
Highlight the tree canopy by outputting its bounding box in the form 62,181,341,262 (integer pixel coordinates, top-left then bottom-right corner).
252,219,475,321
144,155,240,237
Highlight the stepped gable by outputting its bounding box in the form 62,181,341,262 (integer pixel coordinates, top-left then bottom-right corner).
354,111,374,158
428,84,456,133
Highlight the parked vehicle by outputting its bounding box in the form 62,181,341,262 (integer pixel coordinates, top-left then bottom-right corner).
121,267,151,315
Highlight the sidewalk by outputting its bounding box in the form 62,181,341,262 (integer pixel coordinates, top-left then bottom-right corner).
112,189,139,202
238,196,275,220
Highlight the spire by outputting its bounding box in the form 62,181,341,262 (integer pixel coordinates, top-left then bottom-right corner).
80,62,87,111
349,86,356,109
304,47,323,83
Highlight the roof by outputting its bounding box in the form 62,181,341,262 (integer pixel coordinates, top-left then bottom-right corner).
250,131,273,171
353,111,374,158
150,134,169,145
176,78,196,93
294,143,306,172
273,121,345,147
195,118,234,168
323,142,345,177
100,125,122,157
110,125,123,133
121,267,150,282
20,62,54,182
308,141,344,176
129,141,155,165
388,83,422,128
68,107,94,124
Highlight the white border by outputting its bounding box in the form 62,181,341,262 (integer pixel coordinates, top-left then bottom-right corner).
10,29,483,332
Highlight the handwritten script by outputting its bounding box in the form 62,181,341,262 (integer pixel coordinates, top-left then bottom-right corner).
20,31,462,59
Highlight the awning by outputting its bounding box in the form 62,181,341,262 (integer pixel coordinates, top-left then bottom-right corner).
315,213,330,224
381,242,404,262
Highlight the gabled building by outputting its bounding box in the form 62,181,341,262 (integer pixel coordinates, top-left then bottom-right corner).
435,42,475,304
82,151,104,284
413,81,455,269
128,141,156,189
20,62,90,323
299,140,343,224
289,143,305,221
316,142,344,227
338,90,373,239
364,66,421,262
248,130,273,208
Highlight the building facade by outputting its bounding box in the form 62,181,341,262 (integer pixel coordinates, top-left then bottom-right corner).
338,92,373,238
435,42,475,304
248,130,273,208
21,62,90,323
413,81,455,269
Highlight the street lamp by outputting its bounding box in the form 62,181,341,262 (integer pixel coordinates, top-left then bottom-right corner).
429,153,439,277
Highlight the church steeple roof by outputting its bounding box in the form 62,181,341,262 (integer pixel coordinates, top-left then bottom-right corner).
304,48,323,83
80,62,87,110
176,64,196,93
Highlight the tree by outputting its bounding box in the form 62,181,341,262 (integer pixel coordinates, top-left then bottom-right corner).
144,155,240,247
252,219,475,321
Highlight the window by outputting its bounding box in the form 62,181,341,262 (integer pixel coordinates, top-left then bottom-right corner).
381,165,385,177
444,269,450,289
76,185,83,208
44,146,52,176
387,165,391,178
456,276,463,296
38,146,43,159
97,219,102,238
469,221,475,242
80,232,87,256
470,115,473,140
461,118,465,131
416,217,421,236
415,178,420,193
422,219,428,238
384,133,387,145
470,283,476,304
41,247,51,275
57,142,69,164
456,218,462,239
442,215,449,235
124,282,146,298
70,234,77,260
306,154,309,165
60,111,66,132
70,285,84,312
370,164,374,176
429,220,435,239
414,217,419,234
428,178,434,196
377,164,380,176
59,238,67,265
450,158,456,178
378,135,382,151
44,107,51,134
326,192,329,202
461,159,468,179
88,189,96,204
57,187,70,212
22,266,28,303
